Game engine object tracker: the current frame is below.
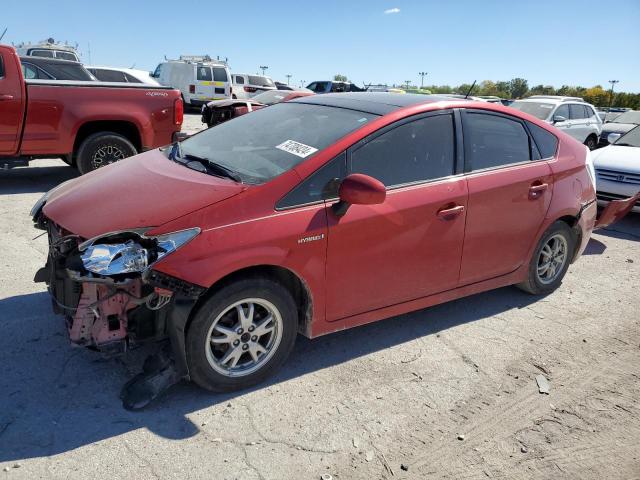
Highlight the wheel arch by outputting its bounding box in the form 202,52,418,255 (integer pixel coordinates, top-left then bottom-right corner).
549,214,583,262
187,264,314,339
72,120,142,157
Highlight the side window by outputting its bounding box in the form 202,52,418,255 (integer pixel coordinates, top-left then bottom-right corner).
306,82,317,91
585,106,597,120
351,113,455,187
569,104,587,120
152,64,162,78
526,121,558,159
21,63,40,79
554,104,569,120
277,152,346,209
464,112,531,170
30,49,54,58
93,69,127,82
234,75,245,85
196,66,212,81
213,67,228,82
124,73,142,83
0,56,4,78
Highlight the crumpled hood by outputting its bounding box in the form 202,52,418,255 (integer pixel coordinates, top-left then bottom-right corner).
601,123,637,134
592,145,640,173
43,150,246,239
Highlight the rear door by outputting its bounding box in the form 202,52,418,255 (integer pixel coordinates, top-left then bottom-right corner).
459,110,554,284
212,66,230,99
195,64,216,100
568,104,589,142
325,110,467,321
0,49,24,155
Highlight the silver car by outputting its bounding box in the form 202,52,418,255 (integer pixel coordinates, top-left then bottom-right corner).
509,96,602,150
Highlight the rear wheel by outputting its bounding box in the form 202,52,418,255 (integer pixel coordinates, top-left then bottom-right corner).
186,278,298,392
584,135,597,150
518,221,575,295
76,132,137,174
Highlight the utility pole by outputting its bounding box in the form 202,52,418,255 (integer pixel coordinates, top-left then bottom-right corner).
259,65,268,76
405,80,411,90
300,80,305,88
608,80,619,109
286,74,292,85
419,71,428,88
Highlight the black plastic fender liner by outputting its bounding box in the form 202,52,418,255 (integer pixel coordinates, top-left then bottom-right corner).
166,293,199,380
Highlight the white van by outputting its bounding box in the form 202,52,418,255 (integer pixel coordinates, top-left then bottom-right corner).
152,56,232,108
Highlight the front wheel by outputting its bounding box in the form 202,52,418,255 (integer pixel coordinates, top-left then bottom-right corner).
518,221,575,295
76,132,137,174
186,278,298,392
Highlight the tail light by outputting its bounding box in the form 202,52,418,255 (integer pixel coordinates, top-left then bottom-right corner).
244,86,257,93
174,98,184,125
189,84,195,94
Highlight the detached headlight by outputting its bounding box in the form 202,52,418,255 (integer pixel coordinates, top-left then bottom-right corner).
80,228,200,276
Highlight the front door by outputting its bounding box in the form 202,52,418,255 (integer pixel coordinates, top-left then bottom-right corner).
0,50,23,155
325,111,467,321
459,110,554,284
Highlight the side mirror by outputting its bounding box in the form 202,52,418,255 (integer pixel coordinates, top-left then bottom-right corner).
607,132,622,144
552,115,566,124
333,174,386,216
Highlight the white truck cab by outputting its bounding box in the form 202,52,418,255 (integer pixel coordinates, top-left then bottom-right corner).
152,55,231,108
14,39,80,62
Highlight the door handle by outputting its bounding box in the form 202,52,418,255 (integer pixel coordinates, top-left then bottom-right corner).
0,94,14,101
437,204,465,220
529,182,548,199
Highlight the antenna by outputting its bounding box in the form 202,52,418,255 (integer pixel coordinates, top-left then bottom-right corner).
464,80,477,99
0,28,7,42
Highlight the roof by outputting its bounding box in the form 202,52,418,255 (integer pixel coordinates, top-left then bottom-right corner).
20,55,82,66
524,95,585,103
290,92,465,115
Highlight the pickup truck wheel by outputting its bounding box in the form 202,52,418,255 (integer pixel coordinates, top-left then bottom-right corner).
76,132,137,174
517,221,575,295
185,278,298,392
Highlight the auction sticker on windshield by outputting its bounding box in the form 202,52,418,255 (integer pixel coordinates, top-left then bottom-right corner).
276,140,318,158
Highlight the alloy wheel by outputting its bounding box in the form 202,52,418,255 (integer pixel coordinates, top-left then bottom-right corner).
92,144,126,169
536,234,568,284
205,298,283,377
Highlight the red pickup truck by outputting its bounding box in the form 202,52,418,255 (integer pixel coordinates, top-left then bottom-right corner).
0,45,183,173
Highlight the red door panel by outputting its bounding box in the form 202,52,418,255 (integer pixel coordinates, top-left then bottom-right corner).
0,49,24,155
460,161,553,284
325,177,468,321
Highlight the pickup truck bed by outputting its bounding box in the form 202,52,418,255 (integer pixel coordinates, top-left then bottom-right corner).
0,45,183,173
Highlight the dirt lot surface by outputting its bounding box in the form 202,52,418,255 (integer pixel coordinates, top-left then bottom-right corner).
1,115,639,479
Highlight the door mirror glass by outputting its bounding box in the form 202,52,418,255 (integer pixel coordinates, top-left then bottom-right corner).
339,174,386,205
608,132,622,144
553,115,566,124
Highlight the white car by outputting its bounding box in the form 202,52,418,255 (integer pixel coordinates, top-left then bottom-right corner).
509,96,602,150
86,66,160,85
592,126,640,213
231,74,276,99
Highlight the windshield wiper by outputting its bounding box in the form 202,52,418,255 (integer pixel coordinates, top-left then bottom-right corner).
168,142,241,182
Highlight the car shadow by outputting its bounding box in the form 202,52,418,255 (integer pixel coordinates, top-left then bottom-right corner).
0,286,542,462
594,211,640,243
0,163,78,195
583,237,607,255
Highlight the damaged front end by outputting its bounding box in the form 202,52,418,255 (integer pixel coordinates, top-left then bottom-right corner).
33,217,205,409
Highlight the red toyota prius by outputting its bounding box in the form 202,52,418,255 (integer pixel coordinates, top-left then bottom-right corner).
32,93,637,408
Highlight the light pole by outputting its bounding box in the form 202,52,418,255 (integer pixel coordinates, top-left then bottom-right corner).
404,80,411,90
259,65,268,76
286,74,292,85
419,71,428,88
608,80,619,109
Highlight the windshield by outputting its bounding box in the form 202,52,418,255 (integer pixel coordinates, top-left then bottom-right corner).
252,90,289,105
178,103,377,184
509,101,555,120
248,75,274,87
612,111,640,124
614,125,640,147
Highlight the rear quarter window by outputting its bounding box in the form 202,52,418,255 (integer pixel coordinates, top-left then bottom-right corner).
197,66,212,81
527,122,558,159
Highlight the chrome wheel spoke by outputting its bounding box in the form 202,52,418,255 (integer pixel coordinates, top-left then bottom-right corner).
253,314,274,337
536,234,568,285
211,325,237,344
220,345,243,368
237,303,255,331
248,343,266,362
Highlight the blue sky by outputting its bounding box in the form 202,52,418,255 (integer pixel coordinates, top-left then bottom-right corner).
3,0,639,91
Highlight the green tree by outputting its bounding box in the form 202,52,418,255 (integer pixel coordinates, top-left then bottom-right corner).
509,78,529,99
333,74,348,82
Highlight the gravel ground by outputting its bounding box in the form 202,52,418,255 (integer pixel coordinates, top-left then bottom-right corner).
0,115,639,479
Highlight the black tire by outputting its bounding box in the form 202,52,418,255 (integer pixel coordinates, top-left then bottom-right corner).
186,278,298,392
76,132,137,174
584,135,597,150
518,221,575,295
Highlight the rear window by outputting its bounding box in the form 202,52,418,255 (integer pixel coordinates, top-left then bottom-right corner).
509,101,554,120
43,62,94,81
124,72,142,83
248,75,274,87
213,67,228,82
56,51,78,61
526,122,558,158
252,90,288,105
234,75,244,85
92,69,127,82
196,66,212,81
29,49,54,58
